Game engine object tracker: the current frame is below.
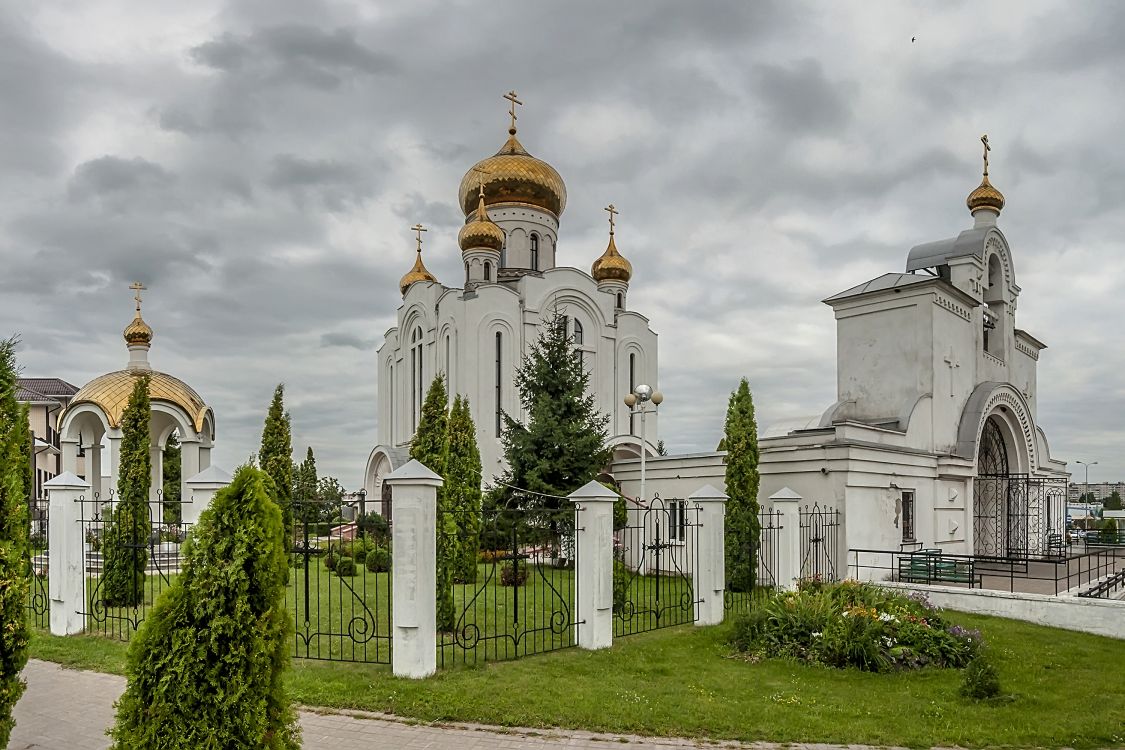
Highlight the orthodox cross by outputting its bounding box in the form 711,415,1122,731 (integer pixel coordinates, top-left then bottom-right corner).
981,134,991,177
472,165,490,198
943,349,961,398
129,281,146,312
604,203,618,235
503,90,522,132
411,223,427,254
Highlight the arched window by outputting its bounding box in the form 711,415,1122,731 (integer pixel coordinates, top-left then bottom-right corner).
629,352,637,435
984,254,1004,357
484,261,492,282
616,293,624,309
530,233,540,270
573,319,584,345
500,232,507,267
495,331,503,435
444,334,451,397
411,327,423,432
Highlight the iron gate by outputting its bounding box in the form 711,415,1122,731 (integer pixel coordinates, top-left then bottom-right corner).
973,474,1068,558
800,503,840,581
725,507,781,613
26,494,49,629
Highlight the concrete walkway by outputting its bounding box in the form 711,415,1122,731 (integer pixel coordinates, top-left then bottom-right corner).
11,660,869,750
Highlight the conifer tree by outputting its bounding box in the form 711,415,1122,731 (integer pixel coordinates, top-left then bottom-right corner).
109,466,300,749
259,385,293,531
0,338,30,747
410,376,455,630
446,395,483,582
102,375,152,607
723,377,761,593
162,432,181,525
292,447,319,523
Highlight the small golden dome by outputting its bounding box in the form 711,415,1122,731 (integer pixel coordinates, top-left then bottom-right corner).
399,249,438,296
967,174,1005,215
458,195,505,253
69,369,213,434
123,312,153,347
457,132,567,218
592,234,632,283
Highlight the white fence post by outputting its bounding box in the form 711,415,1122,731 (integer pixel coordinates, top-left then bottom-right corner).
688,484,728,626
183,465,231,526
45,472,90,636
568,480,616,650
770,487,803,591
386,459,442,678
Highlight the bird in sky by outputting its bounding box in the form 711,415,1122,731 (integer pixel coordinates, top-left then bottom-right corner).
912,36,916,42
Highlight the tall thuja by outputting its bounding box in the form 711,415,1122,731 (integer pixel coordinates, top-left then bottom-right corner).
259,385,293,532
723,377,761,593
109,466,300,749
102,375,152,607
446,395,482,582
410,375,455,630
292,447,318,523
162,432,181,525
0,338,30,747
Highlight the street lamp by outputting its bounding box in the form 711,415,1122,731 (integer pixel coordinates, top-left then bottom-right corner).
1075,460,1097,513
356,488,367,529
623,385,663,504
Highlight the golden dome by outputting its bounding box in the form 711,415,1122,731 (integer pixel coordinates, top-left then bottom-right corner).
592,233,632,283
69,369,212,434
399,249,438,296
458,195,505,253
123,311,153,347
457,132,567,218
967,174,1005,215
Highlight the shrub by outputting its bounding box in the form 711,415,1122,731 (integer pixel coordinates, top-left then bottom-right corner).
324,553,338,571
101,376,151,608
365,547,391,573
499,562,528,587
612,559,630,614
961,652,1002,700
334,557,357,577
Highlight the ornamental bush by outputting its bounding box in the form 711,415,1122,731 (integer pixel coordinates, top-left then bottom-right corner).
324,552,338,571
365,546,391,573
499,562,528,587
960,651,1002,700
731,581,981,672
109,465,300,749
334,557,356,577
101,375,151,608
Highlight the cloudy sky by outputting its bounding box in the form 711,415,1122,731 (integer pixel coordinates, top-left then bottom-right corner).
3,0,1124,487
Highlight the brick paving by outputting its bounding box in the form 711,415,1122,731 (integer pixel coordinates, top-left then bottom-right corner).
11,659,876,750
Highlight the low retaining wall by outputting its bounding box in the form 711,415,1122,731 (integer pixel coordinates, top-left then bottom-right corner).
878,581,1125,640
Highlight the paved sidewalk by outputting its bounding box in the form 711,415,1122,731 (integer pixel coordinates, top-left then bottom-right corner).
11,659,866,750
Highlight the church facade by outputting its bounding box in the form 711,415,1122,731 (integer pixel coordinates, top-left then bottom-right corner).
363,98,659,502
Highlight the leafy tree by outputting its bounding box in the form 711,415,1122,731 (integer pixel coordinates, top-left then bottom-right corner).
109,465,300,749
0,338,30,746
656,439,668,456
723,377,761,593
446,395,483,582
410,376,455,631
101,375,152,607
162,432,181,524
716,437,727,452
1104,491,1122,511
316,476,344,524
259,384,293,532
1078,492,1097,504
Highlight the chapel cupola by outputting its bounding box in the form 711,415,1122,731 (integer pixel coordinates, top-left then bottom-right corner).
591,203,632,309
966,134,1005,225
459,169,504,288
399,223,439,296
123,281,154,370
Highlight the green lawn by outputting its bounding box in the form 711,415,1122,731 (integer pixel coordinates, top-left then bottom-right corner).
30,611,1125,748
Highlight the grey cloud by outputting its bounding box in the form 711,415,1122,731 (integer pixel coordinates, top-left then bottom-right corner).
750,59,853,134
68,156,175,200
266,154,378,210
321,332,377,350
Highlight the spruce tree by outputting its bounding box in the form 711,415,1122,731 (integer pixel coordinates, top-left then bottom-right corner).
0,338,30,747
162,432,181,525
259,385,293,532
293,447,318,523
723,377,761,593
109,465,301,749
102,375,152,608
446,395,483,583
410,376,455,630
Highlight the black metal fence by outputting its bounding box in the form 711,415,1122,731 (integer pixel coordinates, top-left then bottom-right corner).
76,490,190,640
26,494,49,630
438,503,581,667
800,503,840,582
614,495,699,637
973,474,1068,558
724,507,781,614
289,499,392,663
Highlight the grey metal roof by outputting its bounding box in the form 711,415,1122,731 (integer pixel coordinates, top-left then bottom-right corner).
16,385,61,407
905,227,989,272
823,272,932,303
17,377,80,397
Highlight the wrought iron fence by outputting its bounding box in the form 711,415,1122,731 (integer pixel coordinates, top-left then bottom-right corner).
26,494,49,629
800,502,840,582
614,495,699,637
973,474,1068,558
724,506,781,614
438,501,581,667
288,499,392,663
76,489,190,640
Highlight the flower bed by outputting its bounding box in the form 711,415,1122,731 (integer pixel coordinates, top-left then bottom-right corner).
731,580,982,672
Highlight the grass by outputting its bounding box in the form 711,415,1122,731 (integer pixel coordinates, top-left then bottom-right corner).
29,610,1125,748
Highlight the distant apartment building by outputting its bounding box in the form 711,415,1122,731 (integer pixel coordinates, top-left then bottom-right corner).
16,377,81,499
1068,481,1125,502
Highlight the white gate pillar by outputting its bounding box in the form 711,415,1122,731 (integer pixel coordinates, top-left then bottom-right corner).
688,484,728,626
386,459,442,679
568,480,617,650
46,472,90,636
184,466,231,526
770,488,803,591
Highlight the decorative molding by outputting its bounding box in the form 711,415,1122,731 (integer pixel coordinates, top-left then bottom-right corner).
982,350,1005,367
1015,340,1039,360
934,295,971,322
978,387,1038,472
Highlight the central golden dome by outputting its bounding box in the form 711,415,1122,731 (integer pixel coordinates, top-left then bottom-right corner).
458,131,567,218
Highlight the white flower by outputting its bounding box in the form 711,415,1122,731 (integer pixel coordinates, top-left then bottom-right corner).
812,631,822,638
878,612,896,623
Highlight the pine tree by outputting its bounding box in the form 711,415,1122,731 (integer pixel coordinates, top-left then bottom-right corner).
109,466,301,749
101,375,152,608
410,376,455,630
723,377,761,593
259,385,293,532
293,447,319,523
0,338,30,747
162,432,181,525
446,395,483,583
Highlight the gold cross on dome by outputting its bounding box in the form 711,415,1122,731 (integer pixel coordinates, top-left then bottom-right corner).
472,165,490,198
604,203,619,234
503,90,523,132
411,223,428,253
981,134,991,176
129,281,146,312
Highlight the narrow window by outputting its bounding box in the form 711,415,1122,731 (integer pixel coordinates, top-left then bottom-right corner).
901,491,915,542
629,352,636,435
388,362,394,440
495,331,503,435
411,328,423,433
573,319,584,345
484,261,492,282
617,293,623,309
444,334,451,398
530,233,540,270
667,500,686,542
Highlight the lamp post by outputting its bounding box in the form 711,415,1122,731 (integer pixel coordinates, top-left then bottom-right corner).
356,487,367,529
1075,460,1097,517
623,384,663,504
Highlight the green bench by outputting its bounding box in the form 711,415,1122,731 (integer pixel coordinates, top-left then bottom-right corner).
1046,533,1065,557
897,550,975,584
